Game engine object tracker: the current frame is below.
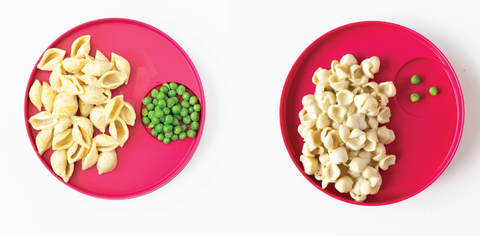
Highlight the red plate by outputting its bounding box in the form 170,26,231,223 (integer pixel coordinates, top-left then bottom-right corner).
280,21,464,205
24,18,205,199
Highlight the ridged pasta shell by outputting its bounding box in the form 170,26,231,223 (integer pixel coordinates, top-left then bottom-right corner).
41,82,57,113
111,53,131,84
327,105,347,123
37,48,66,71
78,85,107,105
36,127,53,155
349,157,367,173
377,126,395,145
78,98,94,117
89,105,107,133
336,89,354,106
71,35,91,59
372,143,386,161
97,71,128,89
82,142,99,170
379,81,397,98
49,64,66,92
93,134,118,152
52,92,78,118
50,150,74,182
52,128,74,150
67,143,88,164
312,68,331,85
378,155,396,171
62,58,88,74
28,111,58,130
81,59,113,77
325,162,341,181
346,128,366,151
95,50,109,61
104,95,125,124
71,116,94,148
377,107,391,124
59,75,84,96
29,80,43,111
77,74,101,89
328,147,348,164
335,176,353,193
305,129,322,147
340,54,358,68
109,118,129,147
300,155,319,175
97,150,117,175
53,117,72,135
119,102,136,126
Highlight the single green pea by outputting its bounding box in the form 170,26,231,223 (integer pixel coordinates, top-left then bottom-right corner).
181,100,190,108
172,117,179,126
173,125,182,134
163,107,171,115
182,92,191,101
158,133,165,141
189,96,199,105
191,121,200,131
181,124,188,131
151,129,158,137
188,107,194,113
180,108,189,117
411,75,420,84
411,93,420,102
169,82,178,91
193,104,201,112
156,91,166,100
163,137,171,144
160,86,169,94
155,123,164,133
174,114,182,121
163,124,173,133
172,105,181,114
148,110,155,120
429,87,438,96
171,96,179,104
165,115,174,124
142,96,152,105
168,89,176,98
151,89,159,98
162,83,170,89
151,117,160,125
160,116,166,123
148,123,155,129
179,132,187,140
142,117,151,125
164,131,173,139
167,98,176,108
146,103,154,111
142,108,148,117
176,85,186,95
158,99,166,108
191,111,200,121
171,134,179,141
155,109,164,118
187,129,197,138
152,98,158,107
183,116,191,125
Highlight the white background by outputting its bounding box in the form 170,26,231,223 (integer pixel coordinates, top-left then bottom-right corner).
1,0,478,235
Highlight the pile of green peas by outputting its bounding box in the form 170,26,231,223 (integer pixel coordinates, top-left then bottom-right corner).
141,82,201,144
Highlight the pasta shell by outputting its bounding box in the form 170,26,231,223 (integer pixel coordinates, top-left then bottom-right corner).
41,82,57,113
300,155,319,175
377,107,391,124
328,147,348,164
95,50,109,61
378,155,396,171
53,117,72,135
346,128,366,151
36,127,53,155
335,176,353,193
71,35,91,59
316,112,330,130
78,98,94,117
62,58,88,74
82,142,99,170
37,48,66,71
299,110,317,129
78,85,107,105
327,105,347,123
119,101,136,126
49,63,66,92
50,150,74,183
90,105,107,133
52,128,74,150
29,80,43,111
111,53,131,84
93,134,119,152
325,162,341,181
52,92,78,118
377,126,395,145
336,89,354,106
77,74,101,89
71,116,94,148
67,143,88,164
312,68,331,85
109,118,129,147
379,81,397,98
305,129,322,147
81,59,113,77
349,157,367,173
340,54,358,68
104,95,125,124
103,89,112,103
28,111,58,130
59,75,84,96
97,70,128,89
97,150,117,175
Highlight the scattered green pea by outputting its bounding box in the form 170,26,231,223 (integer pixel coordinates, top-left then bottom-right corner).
187,129,196,138
168,89,176,98
151,129,158,137
163,137,170,144
193,104,201,112
171,134,179,141
158,133,165,141
169,82,178,91
148,123,155,129
160,86,168,94
189,96,198,105
151,89,159,98
146,103,154,111
429,87,438,96
191,112,200,122
143,97,152,105
142,117,150,125
411,93,420,102
142,108,148,117
411,75,420,84
182,92,191,101
191,121,200,131
156,91,166,100
155,123,164,133
158,99,166,108
165,115,173,124
179,132,187,140
176,85,186,95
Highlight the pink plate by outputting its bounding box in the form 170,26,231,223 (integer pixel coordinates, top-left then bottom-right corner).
280,21,464,205
24,18,205,199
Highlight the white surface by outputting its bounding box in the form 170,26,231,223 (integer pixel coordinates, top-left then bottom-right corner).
1,0,478,235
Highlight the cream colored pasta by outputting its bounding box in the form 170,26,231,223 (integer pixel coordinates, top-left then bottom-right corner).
82,142,99,170
36,127,53,155
37,48,66,71
50,149,74,182
97,150,117,175
104,95,125,124
298,54,397,202
29,80,43,111
28,111,58,130
97,70,128,89
41,82,57,113
111,53,131,84
52,92,78,118
71,35,91,59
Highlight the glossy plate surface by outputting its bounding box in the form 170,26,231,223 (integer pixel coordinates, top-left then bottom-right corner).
280,21,464,205
25,18,205,199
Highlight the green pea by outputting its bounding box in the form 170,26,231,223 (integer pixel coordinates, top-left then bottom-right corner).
171,96,179,104
151,129,158,137
142,108,148,117
181,100,190,108
142,97,152,105
155,123,164,133
191,111,200,121
188,107,194,113
156,91,166,100
151,117,160,125
172,117,179,126
172,105,181,114
148,123,155,129
158,99,166,108
162,83,170,89
182,92,191,101
152,98,158,106
174,114,182,121
187,129,197,138
183,116,191,125
176,85,186,95
189,96,198,105
191,121,200,131
155,109,164,118
429,87,438,96
168,89,176,98
160,86,169,94
180,108,189,117
179,132,187,140
174,125,182,134
160,116,165,123
163,124,173,133
158,133,165,141
411,93,420,102
165,115,173,124
163,137,171,144
411,75,420,84
167,98,176,108
171,134,179,141
164,131,173,138
169,82,178,91
148,110,155,120
151,89,159,98
163,107,171,115
193,104,201,112
142,117,150,125
146,103,154,111
181,124,188,131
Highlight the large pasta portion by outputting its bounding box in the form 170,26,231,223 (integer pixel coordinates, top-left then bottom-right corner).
28,35,135,182
298,54,397,202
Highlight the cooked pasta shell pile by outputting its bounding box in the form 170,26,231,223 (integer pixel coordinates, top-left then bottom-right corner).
298,54,397,202
28,35,136,182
